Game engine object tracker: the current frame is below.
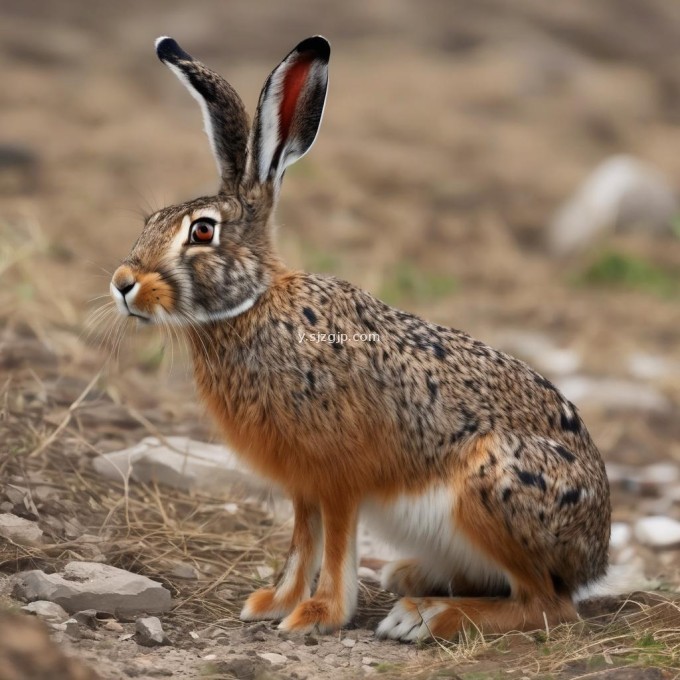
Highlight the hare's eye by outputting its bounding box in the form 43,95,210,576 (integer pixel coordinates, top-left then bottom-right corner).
189,219,216,244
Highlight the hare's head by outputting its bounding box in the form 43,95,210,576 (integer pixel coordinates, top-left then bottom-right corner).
110,36,329,324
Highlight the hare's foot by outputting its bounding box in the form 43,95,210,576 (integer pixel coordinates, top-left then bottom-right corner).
279,497,359,633
241,497,322,621
279,596,349,633
241,587,303,621
377,594,576,642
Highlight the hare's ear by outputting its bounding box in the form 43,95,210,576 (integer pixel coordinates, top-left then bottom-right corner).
244,36,329,189
155,37,249,191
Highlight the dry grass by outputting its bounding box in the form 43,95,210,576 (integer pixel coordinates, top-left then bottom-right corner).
2,347,680,679
400,595,680,679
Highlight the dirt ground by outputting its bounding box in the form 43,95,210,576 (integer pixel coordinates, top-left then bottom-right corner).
1,0,680,678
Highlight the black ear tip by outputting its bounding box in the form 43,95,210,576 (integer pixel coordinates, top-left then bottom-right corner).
155,36,192,64
295,36,330,62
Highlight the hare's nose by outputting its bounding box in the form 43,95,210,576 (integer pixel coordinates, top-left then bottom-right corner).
112,266,137,297
116,281,135,297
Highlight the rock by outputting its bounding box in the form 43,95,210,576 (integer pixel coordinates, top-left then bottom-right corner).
73,610,99,629
92,436,268,495
135,616,169,646
258,652,287,665
605,463,679,495
12,561,171,616
21,600,68,623
103,620,124,633
627,352,680,381
0,513,43,545
341,637,356,648
634,516,680,549
64,618,80,638
165,561,200,580
495,331,581,376
549,155,678,255
610,523,631,550
556,376,669,413
256,565,275,580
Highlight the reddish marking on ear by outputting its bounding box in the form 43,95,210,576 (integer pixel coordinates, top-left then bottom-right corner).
278,54,314,146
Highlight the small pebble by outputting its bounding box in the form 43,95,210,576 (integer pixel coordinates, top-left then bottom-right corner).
341,638,356,648
21,600,68,623
256,565,274,579
258,652,287,665
610,522,631,550
135,616,169,646
634,516,680,549
65,619,80,639
103,620,124,633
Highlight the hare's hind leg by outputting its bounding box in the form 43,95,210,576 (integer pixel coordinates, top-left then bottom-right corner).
377,591,576,642
382,558,507,597
241,497,322,621
378,433,593,641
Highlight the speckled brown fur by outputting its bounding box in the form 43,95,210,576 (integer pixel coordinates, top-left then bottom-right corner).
111,35,610,640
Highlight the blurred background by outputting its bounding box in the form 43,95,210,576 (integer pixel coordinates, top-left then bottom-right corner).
1,0,680,676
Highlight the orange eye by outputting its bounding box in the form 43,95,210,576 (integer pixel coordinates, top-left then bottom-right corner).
189,219,215,244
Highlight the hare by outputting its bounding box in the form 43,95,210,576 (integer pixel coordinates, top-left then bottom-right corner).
110,36,610,641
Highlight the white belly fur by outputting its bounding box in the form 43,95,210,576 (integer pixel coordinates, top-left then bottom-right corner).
361,485,508,593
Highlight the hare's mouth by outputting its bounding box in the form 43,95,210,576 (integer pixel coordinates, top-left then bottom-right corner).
110,281,152,322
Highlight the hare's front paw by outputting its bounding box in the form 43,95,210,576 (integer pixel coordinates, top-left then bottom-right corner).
278,597,347,633
240,587,301,621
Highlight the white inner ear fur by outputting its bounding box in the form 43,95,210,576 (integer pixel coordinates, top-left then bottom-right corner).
257,70,285,184
256,60,328,186
163,61,222,177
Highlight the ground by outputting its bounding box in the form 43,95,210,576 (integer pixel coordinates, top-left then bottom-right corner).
1,0,680,678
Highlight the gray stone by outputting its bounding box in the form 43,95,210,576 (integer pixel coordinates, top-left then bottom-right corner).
556,376,669,413
634,516,680,549
549,155,678,255
64,618,80,638
166,561,200,580
12,562,171,616
73,609,99,629
21,600,68,623
495,330,581,376
135,616,169,646
92,436,267,495
258,652,287,665
627,352,680,381
0,513,43,545
610,523,631,550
